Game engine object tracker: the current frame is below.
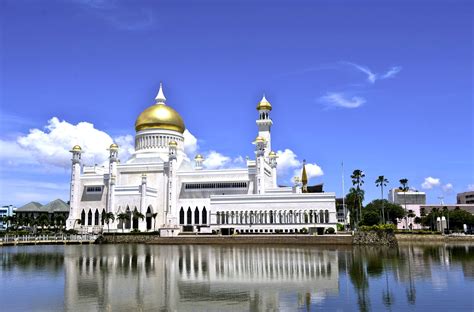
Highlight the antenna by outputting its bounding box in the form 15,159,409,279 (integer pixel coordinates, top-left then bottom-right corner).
342,161,346,230
437,196,444,205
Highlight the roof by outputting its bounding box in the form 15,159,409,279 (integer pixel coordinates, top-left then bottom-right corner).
42,199,69,213
16,201,43,212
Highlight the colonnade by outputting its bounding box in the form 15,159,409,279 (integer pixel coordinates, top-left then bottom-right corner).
216,209,330,225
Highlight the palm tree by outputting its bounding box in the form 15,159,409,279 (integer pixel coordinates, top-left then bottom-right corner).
399,178,409,230
37,214,50,232
132,210,145,230
101,212,115,233
116,213,130,232
151,213,158,232
375,176,389,224
351,169,365,228
54,215,66,232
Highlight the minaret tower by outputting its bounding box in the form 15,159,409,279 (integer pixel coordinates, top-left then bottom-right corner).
167,140,178,225
256,94,273,158
269,151,278,188
254,136,267,194
66,145,82,229
107,143,119,215
194,154,204,170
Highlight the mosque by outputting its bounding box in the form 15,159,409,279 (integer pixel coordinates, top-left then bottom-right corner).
65,84,337,235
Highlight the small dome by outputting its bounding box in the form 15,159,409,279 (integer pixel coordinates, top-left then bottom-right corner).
257,95,272,111
168,140,178,147
71,145,82,152
269,151,277,158
254,136,265,143
110,143,119,149
194,154,203,160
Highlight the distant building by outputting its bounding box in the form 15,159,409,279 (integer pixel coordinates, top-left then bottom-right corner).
388,188,426,230
457,191,474,204
335,198,350,225
420,204,474,215
0,205,16,230
15,199,69,224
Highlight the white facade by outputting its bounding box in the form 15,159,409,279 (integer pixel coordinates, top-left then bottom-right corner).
66,86,337,235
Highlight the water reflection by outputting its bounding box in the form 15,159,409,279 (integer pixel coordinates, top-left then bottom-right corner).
1,244,473,311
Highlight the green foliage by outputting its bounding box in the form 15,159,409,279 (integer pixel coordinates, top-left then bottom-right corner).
300,227,308,234
364,199,405,224
325,227,335,234
360,211,380,226
421,208,474,231
337,223,345,231
359,224,396,233
131,229,141,233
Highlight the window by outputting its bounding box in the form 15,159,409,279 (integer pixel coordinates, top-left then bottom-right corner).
185,182,248,190
86,186,103,193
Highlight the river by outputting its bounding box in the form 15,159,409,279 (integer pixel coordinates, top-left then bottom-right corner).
1,243,473,311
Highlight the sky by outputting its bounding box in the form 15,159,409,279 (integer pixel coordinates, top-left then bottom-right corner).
0,0,473,206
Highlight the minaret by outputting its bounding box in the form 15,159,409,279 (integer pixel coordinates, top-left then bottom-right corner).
194,154,204,170
268,151,278,188
66,145,82,229
256,94,273,158
167,140,178,225
301,160,308,193
254,136,267,194
107,143,119,218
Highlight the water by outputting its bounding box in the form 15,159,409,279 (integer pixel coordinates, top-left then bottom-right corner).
1,243,473,311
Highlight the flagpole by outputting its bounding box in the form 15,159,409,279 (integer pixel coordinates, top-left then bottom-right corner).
342,161,346,231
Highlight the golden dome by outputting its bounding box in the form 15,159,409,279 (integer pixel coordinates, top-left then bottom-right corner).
71,145,82,152
269,151,277,158
194,154,203,160
135,104,185,133
257,95,272,111
110,143,119,149
254,136,265,143
169,140,178,147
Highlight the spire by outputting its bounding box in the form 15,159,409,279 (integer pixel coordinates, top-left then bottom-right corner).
155,82,166,104
301,160,308,191
257,93,272,111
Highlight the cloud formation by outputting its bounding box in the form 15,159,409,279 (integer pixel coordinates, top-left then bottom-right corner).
421,176,441,189
468,184,474,192
276,149,323,182
344,62,402,83
320,92,366,109
442,183,453,193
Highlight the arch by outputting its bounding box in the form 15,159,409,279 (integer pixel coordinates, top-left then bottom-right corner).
132,207,139,230
146,206,152,231
319,210,324,224
270,211,274,224
202,207,207,224
194,207,199,225
81,209,86,225
187,207,192,225
179,207,185,225
325,210,329,224
101,209,106,226
94,210,99,226
87,209,93,226
125,206,131,229
216,212,220,225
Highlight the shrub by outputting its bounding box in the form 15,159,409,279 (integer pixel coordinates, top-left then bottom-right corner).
325,227,335,234
359,224,396,233
336,223,345,231
300,228,308,234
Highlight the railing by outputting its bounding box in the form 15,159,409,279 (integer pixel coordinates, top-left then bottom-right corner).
0,234,98,244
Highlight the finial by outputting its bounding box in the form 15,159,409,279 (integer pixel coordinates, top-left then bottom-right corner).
155,82,166,104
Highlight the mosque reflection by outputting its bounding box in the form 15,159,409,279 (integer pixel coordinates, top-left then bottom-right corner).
65,245,341,311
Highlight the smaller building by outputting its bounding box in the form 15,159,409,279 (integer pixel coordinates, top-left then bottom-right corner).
388,188,426,230
457,191,474,204
15,199,69,225
0,205,16,230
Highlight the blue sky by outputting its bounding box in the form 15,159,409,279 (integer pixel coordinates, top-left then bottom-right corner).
1,0,473,206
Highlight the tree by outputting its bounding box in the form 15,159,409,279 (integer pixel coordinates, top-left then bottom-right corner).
151,213,158,231
351,169,365,228
361,210,380,226
365,199,405,225
375,176,389,223
116,213,130,232
101,212,115,233
54,215,66,232
423,208,474,232
399,178,409,229
37,214,50,232
346,188,365,229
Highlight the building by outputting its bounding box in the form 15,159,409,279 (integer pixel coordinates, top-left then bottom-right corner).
388,188,426,230
420,204,474,215
0,205,16,230
457,191,474,204
66,84,337,235
15,199,69,223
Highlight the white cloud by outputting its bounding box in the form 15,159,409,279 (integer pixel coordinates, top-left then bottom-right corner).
16,117,113,168
442,183,453,193
203,151,231,169
467,184,474,191
344,62,402,83
320,92,366,109
276,148,323,183
421,176,441,189
183,129,198,156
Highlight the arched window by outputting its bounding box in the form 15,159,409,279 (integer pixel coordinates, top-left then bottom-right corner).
179,207,185,225
132,208,139,230
202,207,207,224
194,207,199,224
319,210,324,224
101,209,105,225
94,210,99,225
81,210,86,225
187,207,192,225
325,210,329,224
87,210,93,225
270,211,273,224
216,212,220,225
146,206,152,230
125,207,131,229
